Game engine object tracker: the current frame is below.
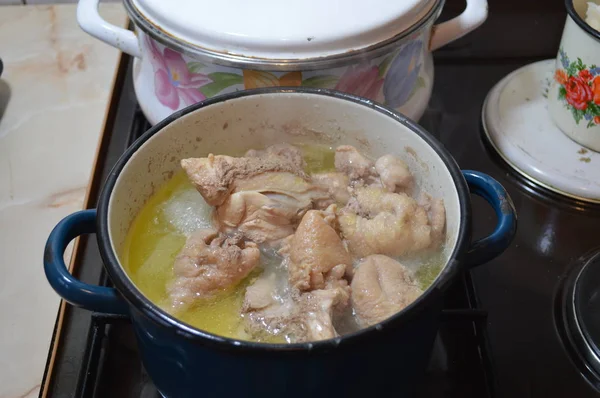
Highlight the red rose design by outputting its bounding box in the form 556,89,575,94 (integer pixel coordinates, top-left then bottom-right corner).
579,69,593,82
595,116,600,124
592,76,600,105
565,76,593,110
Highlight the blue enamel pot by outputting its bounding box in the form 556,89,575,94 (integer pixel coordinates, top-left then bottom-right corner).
44,88,516,398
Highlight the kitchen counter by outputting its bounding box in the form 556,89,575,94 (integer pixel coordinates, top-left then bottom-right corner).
0,4,127,397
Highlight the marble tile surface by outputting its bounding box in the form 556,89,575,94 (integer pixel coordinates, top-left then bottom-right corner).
23,0,119,4
0,4,127,398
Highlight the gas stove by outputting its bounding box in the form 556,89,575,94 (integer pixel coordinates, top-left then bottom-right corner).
40,1,600,397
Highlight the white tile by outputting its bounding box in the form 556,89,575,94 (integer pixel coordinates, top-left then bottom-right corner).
0,0,24,5
0,4,127,397
24,0,76,3
24,0,120,3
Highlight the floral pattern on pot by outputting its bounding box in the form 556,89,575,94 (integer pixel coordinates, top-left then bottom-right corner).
555,48,600,128
146,37,212,110
333,65,384,101
243,71,303,89
144,37,427,112
383,41,425,108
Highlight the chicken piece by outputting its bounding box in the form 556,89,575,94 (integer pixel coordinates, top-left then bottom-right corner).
168,229,260,310
243,272,279,312
216,175,324,245
334,145,376,181
351,255,422,328
419,193,446,247
243,275,350,343
216,172,333,244
181,154,307,206
375,154,414,193
292,287,350,342
280,205,352,291
339,186,434,258
311,172,351,205
228,171,322,198
245,143,306,169
182,154,333,244
243,206,352,343
242,272,296,341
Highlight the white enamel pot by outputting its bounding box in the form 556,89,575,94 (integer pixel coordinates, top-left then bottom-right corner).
45,89,516,397
77,0,488,125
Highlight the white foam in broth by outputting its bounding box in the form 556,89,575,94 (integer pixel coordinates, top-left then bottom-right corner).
160,188,213,236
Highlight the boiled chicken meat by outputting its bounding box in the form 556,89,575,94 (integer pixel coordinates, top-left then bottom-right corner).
215,173,328,244
181,148,332,244
242,273,350,343
374,154,413,193
334,146,445,256
168,229,260,310
171,143,443,342
339,186,437,258
311,172,351,205
280,205,352,291
351,255,422,327
292,287,349,341
242,206,352,342
181,153,305,206
242,272,281,313
334,145,414,194
334,145,377,182
241,272,297,340
419,192,447,246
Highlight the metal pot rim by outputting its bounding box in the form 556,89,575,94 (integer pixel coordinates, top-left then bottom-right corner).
565,0,600,43
96,87,472,354
566,249,600,375
123,0,443,71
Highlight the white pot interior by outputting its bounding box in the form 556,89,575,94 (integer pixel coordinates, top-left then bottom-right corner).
108,92,461,287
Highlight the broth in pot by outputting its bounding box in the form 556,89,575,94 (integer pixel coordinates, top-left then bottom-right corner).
121,143,446,343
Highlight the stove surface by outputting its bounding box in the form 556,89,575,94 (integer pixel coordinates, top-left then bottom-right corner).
41,1,600,397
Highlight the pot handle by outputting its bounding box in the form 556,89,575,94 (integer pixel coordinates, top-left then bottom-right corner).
77,0,142,58
430,0,488,51
462,170,517,268
44,209,129,315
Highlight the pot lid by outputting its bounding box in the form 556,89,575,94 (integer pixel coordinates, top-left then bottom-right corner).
573,249,600,371
129,0,436,60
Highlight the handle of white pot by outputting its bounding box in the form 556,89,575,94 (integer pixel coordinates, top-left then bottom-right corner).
77,0,142,58
430,0,488,51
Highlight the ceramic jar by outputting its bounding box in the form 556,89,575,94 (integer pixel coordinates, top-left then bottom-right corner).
548,0,600,152
77,0,488,125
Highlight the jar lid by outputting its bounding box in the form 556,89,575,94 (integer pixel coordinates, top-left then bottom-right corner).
129,0,436,61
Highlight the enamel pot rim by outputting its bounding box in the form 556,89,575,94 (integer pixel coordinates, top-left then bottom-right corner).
565,0,600,43
96,87,472,354
122,0,443,71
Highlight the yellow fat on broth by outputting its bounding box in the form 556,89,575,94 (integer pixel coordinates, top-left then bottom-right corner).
120,145,335,341
119,144,444,341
